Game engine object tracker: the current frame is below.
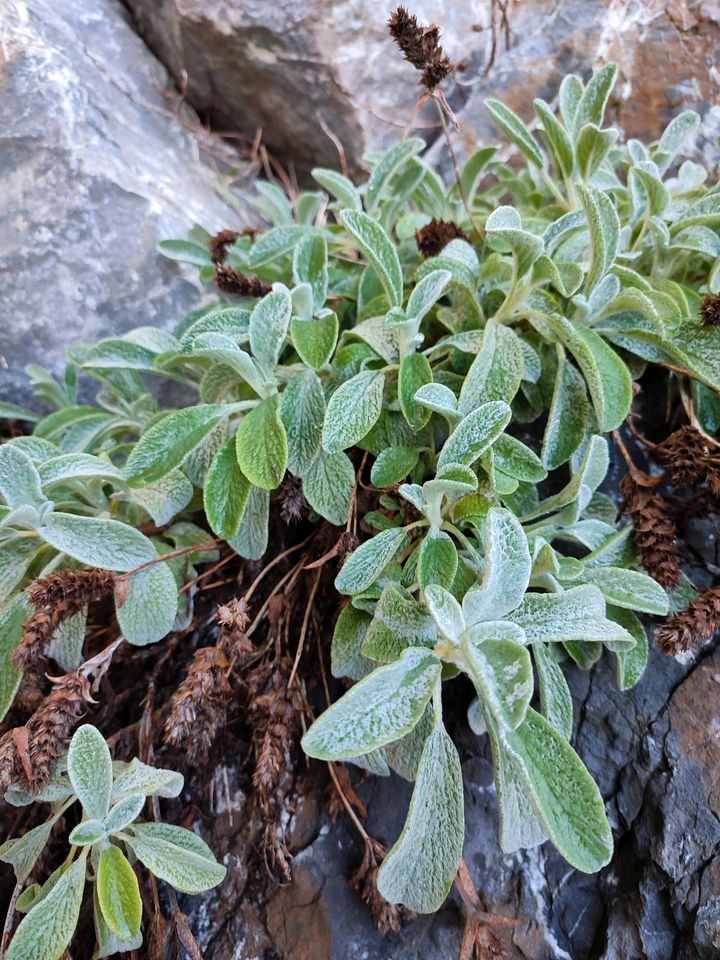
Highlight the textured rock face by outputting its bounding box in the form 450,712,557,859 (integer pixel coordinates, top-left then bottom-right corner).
0,0,238,403
124,0,720,176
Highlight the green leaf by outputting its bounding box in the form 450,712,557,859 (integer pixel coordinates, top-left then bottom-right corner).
335,527,407,595
377,714,464,913
406,269,451,322
534,99,574,181
311,167,362,210
302,449,355,525
104,794,146,835
125,405,229,485
485,99,544,169
115,561,178,646
68,819,106,846
331,604,374,681
110,758,183,803
578,183,620,294
575,62,617,130
543,313,631,431
0,401,40,423
293,235,329,313
370,446,419,487
485,207,544,279
290,310,339,369
366,138,424,212
280,370,325,478
341,210,403,307
398,352,433,430
249,288,292,371
459,321,525,415
580,566,668,615
609,607,648,690
559,74,583,129
362,584,436,662
511,584,636,650
0,445,48,509
0,595,30,723
437,401,511,469
417,531,458,591
68,724,113,819
504,707,613,872
93,885,142,959
236,395,288,490
124,822,226,894
0,539,41,607
158,238,212,266
0,820,53,882
424,585,465,645
576,123,618,180
228,486,269,560
248,225,312,268
37,454,124,489
533,643,573,740
464,635,533,730
302,646,441,760
413,382,459,421
542,355,589,469
128,470,194,528
462,507,531,623
204,438,251,539
492,435,546,483
322,369,385,453
6,858,86,960
39,514,156,572
97,846,142,940
487,713,546,853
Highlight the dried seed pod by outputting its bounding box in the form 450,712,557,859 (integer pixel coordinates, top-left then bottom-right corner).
656,584,720,655
700,293,720,327
388,6,453,91
620,474,682,590
213,266,271,298
656,424,712,486
416,218,469,257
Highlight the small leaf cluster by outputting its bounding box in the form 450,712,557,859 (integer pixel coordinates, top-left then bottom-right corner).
0,725,225,960
1,63,718,918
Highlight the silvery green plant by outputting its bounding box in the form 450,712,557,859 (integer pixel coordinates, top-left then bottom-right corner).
0,725,225,959
0,63,717,918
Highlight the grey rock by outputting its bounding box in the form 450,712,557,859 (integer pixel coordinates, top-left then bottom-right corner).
0,0,240,403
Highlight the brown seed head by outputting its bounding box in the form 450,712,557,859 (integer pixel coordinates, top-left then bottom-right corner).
416,218,468,257
700,294,720,327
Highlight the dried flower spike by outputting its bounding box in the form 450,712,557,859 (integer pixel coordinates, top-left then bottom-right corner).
388,6,453,91
209,229,240,266
700,293,720,327
416,218,469,257
620,474,682,590
656,424,712,487
656,584,720,655
164,645,232,762
213,265,271,298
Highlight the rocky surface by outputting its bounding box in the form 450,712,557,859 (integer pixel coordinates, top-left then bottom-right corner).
0,0,241,403
124,0,720,176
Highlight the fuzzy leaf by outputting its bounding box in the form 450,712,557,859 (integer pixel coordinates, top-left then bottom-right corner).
302,449,355,526
125,405,228,485
533,643,573,740
511,584,636,649
485,99,544,169
462,508,531,624
0,445,47,510
236,395,288,490
39,513,156,572
97,846,142,940
417,531,458,591
302,647,441,759
437,401,511,469
377,715,464,913
580,566,668,615
5,858,86,960
228,486,269,560
204,438,251,539
424,585,465,645
249,288,292,371
280,370,325,477
335,527,407,595
110,759,183,803
398,353,433,430
542,355,589,469
115,561,178,647
578,183,620,294
0,820,53,883
331,604,374,681
341,210,403,307
322,369,385,453
464,636,533,730
459,321,525,415
290,311,339,369
68,724,113,819
0,594,30,723
104,794,146,835
362,584,436,662
610,607,649,690
124,823,225,894
370,446,419,487
293,235,329,313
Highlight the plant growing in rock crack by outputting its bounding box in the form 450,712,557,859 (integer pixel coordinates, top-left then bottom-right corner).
0,725,225,959
1,60,719,926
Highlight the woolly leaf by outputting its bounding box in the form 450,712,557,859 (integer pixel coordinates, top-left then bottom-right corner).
249,288,292,372
0,594,29,723
464,635,533,730
68,724,113,819
399,353,433,430
110,759,183,803
97,846,142,940
322,369,385,452
302,449,355,526
580,566,668,615
370,446,419,487
124,823,226,894
125,405,229,485
335,527,407,595
533,643,573,740
115,562,178,647
542,355,589,469
341,210,403,307
362,584,436,662
236,395,288,490
417,531,458,591
458,321,525,415
5,858,86,960
485,99,544,169
228,486,269,560
331,604,374,681
39,514,156,572
0,820,53,883
462,508,531,624
302,647,441,759
290,310,339,369
204,438,251,539
280,370,326,478
104,794,146,835
0,445,47,510
377,715,464,913
437,401,511,469
511,584,636,649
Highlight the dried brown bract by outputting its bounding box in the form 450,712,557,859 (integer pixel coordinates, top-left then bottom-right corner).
208,229,240,266
416,218,468,257
213,265,271,298
388,6,454,91
16,569,116,672
351,839,413,935
656,424,713,486
217,598,252,659
655,584,720,655
620,474,682,589
700,293,720,327
0,672,94,794
163,646,233,762
280,475,307,525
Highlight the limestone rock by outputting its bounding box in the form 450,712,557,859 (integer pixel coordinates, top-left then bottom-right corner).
0,0,239,403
